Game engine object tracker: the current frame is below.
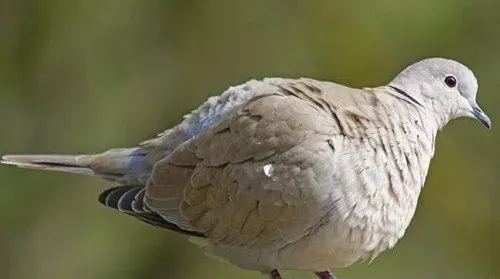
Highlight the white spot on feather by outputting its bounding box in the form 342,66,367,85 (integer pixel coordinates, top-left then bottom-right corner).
263,164,274,177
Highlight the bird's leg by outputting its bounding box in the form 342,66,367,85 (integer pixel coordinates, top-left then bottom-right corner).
314,270,337,279
268,269,283,279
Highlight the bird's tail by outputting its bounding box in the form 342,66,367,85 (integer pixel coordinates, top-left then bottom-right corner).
1,148,149,185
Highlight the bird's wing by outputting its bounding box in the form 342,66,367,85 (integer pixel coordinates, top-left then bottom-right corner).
145,79,374,249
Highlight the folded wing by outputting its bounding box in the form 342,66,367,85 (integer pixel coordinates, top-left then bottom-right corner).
146,83,345,249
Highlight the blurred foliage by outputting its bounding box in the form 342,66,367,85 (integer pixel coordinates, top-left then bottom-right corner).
0,1,498,279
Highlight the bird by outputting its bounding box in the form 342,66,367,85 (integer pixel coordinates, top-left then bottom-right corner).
1,57,491,279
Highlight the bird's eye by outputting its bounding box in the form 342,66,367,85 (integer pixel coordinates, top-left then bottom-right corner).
444,75,457,88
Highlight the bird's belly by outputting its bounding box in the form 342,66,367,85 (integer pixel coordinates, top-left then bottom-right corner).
197,197,415,272
198,220,390,271
194,235,364,272
275,183,422,269
275,213,403,270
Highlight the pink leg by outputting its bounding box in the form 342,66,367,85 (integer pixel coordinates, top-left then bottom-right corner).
315,270,337,279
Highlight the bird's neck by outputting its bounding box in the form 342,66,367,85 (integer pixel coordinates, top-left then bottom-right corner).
386,81,456,131
423,95,457,131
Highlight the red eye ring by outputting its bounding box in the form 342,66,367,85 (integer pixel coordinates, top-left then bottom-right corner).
444,75,457,88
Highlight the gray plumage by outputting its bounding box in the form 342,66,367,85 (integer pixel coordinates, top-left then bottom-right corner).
1,58,490,278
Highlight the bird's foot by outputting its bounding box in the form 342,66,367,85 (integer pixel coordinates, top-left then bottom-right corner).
268,269,337,279
268,269,283,279
314,270,337,279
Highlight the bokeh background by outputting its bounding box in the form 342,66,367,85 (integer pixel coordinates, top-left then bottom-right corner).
0,1,498,279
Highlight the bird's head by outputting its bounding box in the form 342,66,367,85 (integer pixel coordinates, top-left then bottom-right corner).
389,57,491,129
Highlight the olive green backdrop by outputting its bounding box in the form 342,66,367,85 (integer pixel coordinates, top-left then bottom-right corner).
0,1,498,279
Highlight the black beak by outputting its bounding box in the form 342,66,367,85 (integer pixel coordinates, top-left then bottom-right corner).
472,105,491,129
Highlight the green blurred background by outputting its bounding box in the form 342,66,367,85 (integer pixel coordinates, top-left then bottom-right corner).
0,1,498,278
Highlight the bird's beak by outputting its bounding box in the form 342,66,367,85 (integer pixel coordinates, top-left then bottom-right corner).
470,102,491,129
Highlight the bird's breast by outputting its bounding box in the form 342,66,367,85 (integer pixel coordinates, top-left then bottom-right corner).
322,126,434,257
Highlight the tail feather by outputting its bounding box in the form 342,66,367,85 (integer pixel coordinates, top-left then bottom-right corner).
1,148,149,185
1,154,95,175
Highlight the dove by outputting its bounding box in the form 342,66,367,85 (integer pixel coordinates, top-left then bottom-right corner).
1,58,491,279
